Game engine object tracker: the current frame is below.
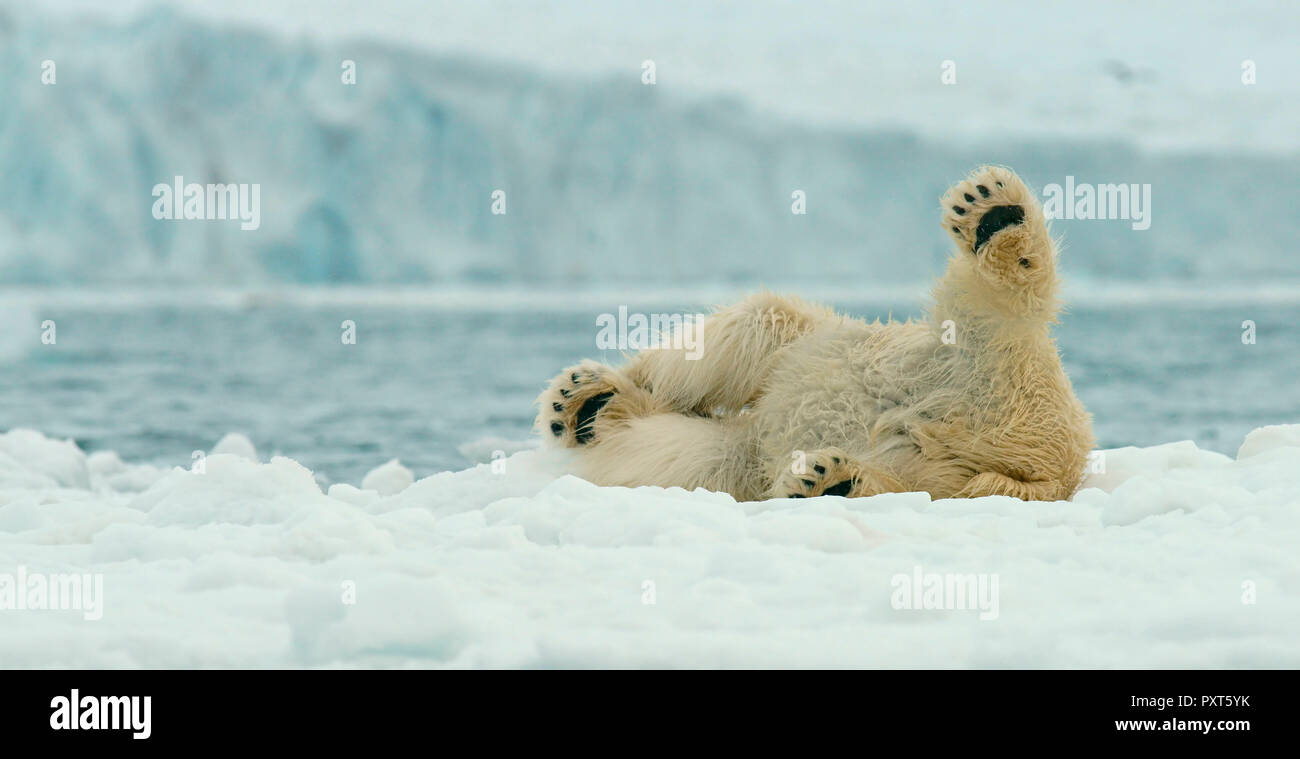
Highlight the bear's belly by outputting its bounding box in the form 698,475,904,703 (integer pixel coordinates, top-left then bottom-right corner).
751,323,968,474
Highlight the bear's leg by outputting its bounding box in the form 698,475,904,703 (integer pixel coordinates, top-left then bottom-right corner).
939,166,1058,317
572,413,762,500
624,292,831,414
954,471,1066,501
766,447,906,499
538,293,830,449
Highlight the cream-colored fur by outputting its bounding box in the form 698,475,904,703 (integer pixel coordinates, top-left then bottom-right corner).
535,166,1094,502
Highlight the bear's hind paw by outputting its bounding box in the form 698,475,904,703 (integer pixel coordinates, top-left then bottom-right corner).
537,360,662,447
772,448,863,499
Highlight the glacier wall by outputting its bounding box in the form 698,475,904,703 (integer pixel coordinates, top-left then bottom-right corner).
1,6,1297,286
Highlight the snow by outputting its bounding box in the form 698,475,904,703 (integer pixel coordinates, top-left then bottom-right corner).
2,425,1297,667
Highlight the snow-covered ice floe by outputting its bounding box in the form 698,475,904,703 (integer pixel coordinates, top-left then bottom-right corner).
1,426,1298,668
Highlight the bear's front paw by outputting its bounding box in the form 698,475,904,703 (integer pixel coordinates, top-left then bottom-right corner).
941,166,1051,283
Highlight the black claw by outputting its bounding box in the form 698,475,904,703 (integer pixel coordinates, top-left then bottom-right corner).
951,226,960,234
813,464,826,474
952,205,966,215
973,204,1025,252
552,402,563,413
559,388,570,398
571,372,580,383
574,392,614,444
996,181,1003,188
550,421,564,437
789,494,805,499
977,184,990,197
832,457,841,464
800,479,815,487
963,193,975,203
823,480,854,497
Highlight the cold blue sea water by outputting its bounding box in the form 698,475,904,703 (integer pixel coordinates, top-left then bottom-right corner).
2,294,1296,487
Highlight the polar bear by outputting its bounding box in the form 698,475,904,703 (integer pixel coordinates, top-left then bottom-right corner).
536,166,1094,502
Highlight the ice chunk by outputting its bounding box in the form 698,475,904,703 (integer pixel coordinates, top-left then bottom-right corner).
1237,424,1300,460
361,459,414,496
211,433,258,461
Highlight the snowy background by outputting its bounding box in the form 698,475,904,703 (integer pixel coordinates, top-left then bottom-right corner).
1,0,1298,667
3,0,1299,284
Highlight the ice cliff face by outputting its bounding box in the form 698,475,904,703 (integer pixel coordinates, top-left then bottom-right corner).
1,5,1297,286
